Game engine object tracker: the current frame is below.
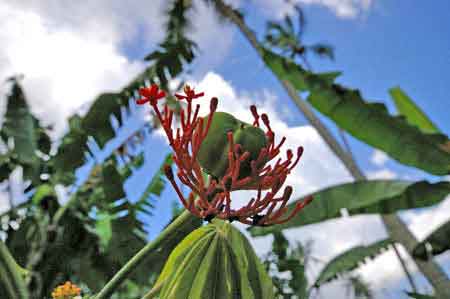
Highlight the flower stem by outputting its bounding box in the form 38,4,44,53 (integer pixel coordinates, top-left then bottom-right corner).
0,240,29,299
95,210,196,299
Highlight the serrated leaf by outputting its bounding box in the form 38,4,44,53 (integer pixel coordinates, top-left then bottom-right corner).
413,219,450,260
250,180,450,236
262,49,450,175
389,87,439,133
313,239,393,287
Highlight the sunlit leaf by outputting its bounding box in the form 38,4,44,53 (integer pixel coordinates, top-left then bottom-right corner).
250,180,450,236
389,87,440,133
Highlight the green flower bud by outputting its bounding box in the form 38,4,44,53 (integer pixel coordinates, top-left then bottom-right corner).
155,220,274,299
197,112,267,179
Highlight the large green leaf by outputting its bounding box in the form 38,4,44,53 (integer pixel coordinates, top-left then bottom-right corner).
157,220,274,299
313,239,393,287
82,93,124,147
413,219,450,260
389,87,440,133
263,49,450,175
250,180,450,236
51,115,87,184
1,81,37,164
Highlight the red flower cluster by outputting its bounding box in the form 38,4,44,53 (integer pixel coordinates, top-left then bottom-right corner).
137,84,312,226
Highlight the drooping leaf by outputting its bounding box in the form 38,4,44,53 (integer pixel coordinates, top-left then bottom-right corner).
262,49,450,175
51,115,87,184
250,180,450,236
413,219,450,260
389,87,440,133
313,239,393,287
1,81,37,164
81,93,124,147
406,292,436,299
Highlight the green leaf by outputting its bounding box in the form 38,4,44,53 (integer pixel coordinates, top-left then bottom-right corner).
158,221,274,299
413,219,450,260
2,81,37,164
313,239,393,287
31,184,55,205
250,180,450,236
0,241,29,299
101,161,126,201
95,212,113,251
389,87,440,133
51,115,86,184
262,49,450,175
406,292,436,299
82,93,124,147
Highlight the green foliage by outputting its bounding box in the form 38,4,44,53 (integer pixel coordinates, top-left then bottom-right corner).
264,232,308,299
262,49,450,175
250,180,450,236
1,79,37,164
389,87,440,133
0,241,29,299
345,276,373,299
0,78,51,185
313,239,393,287
264,4,333,64
156,220,274,299
413,219,450,260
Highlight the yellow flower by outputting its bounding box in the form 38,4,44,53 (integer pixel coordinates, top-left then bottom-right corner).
51,281,81,299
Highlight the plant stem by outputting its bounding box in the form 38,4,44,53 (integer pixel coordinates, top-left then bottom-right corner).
95,210,195,299
141,279,165,299
212,0,449,297
0,240,29,299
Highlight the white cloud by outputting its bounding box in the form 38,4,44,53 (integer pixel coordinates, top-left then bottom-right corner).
0,1,236,137
371,149,389,166
255,0,373,19
0,2,146,136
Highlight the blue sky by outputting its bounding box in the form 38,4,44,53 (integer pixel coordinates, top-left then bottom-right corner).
0,1,449,298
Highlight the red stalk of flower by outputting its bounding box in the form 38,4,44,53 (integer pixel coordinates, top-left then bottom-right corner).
137,84,313,226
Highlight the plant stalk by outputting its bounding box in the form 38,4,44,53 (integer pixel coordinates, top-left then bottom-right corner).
212,0,449,297
0,240,29,299
95,210,195,299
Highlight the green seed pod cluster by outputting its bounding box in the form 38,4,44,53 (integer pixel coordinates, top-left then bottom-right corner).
154,221,274,299
197,112,268,179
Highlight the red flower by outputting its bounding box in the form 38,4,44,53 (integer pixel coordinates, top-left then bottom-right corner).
136,84,166,105
175,84,204,101
141,84,313,226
